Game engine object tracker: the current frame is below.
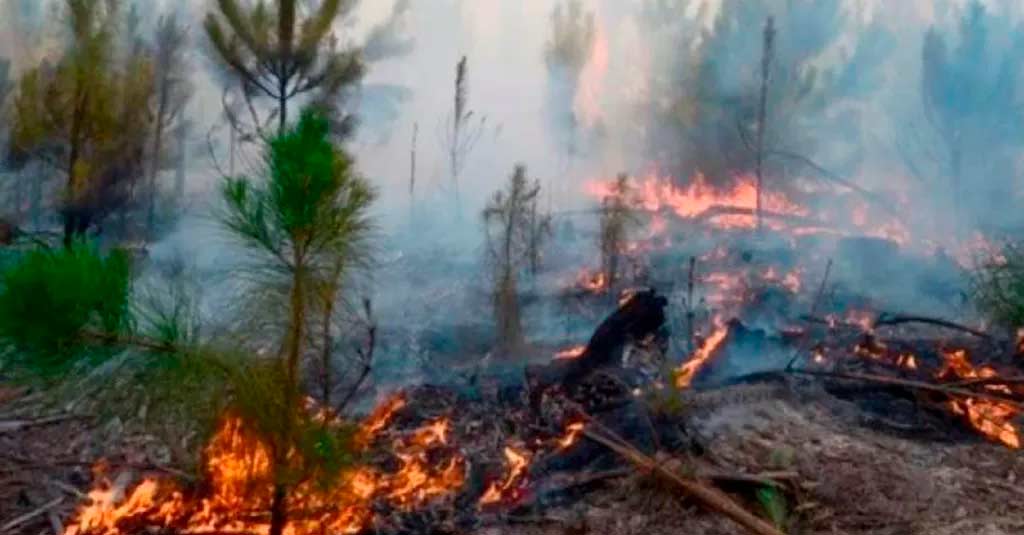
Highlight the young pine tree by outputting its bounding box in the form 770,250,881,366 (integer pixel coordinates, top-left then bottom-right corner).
204,0,365,137
483,165,548,354
599,173,636,295
220,108,375,535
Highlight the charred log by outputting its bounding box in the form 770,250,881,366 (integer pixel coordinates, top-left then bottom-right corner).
527,289,668,410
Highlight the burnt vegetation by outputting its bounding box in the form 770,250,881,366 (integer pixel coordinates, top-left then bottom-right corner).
0,1,1024,535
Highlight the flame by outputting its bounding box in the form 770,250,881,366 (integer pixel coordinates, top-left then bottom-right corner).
585,172,808,231
554,345,586,360
63,396,466,535
937,349,1021,449
556,422,585,450
478,446,531,506
761,267,803,293
577,270,608,293
675,320,730,389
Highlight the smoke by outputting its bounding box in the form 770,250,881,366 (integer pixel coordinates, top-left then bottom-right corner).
5,0,1024,383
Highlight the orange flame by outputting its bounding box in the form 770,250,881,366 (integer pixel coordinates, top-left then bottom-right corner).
675,320,730,389
63,395,466,535
937,349,1020,449
554,345,587,360
478,446,531,506
585,172,808,231
556,422,585,450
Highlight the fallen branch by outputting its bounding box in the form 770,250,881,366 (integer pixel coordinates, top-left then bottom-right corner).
577,415,785,535
873,313,991,339
786,369,1024,409
0,414,79,434
0,497,62,533
336,299,377,413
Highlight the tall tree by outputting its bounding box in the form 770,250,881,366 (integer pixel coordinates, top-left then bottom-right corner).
642,0,891,192
146,12,193,235
204,0,365,137
12,0,155,246
544,0,596,162
220,109,375,535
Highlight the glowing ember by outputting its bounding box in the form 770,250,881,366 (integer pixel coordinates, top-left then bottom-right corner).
577,270,608,293
675,320,730,389
937,349,1021,449
556,422,585,450
554,345,586,360
478,446,531,506
62,396,466,535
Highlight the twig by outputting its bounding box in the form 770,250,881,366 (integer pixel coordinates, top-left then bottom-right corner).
580,426,786,535
687,256,696,352
872,313,991,339
698,470,799,489
0,497,62,533
0,414,80,434
336,299,377,413
786,368,1024,409
785,259,832,371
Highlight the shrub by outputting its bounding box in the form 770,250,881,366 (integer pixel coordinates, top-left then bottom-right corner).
971,242,1024,331
0,243,132,376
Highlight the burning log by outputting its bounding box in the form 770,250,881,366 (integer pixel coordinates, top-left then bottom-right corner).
527,289,668,402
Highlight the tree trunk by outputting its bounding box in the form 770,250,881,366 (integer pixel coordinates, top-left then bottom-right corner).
268,481,288,535
149,80,169,237
754,16,775,234
175,120,187,204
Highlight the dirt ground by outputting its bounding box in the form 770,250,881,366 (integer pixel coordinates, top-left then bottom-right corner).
472,381,1024,535
3,380,1023,535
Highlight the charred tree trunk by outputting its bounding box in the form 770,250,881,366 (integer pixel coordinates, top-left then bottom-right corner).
527,289,668,404
754,16,775,233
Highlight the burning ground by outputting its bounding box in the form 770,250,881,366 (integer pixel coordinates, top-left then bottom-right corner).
3,171,1024,535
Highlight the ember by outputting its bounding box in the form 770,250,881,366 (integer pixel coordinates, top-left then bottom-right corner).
554,344,586,360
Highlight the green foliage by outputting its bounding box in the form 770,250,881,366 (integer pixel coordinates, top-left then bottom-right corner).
641,0,891,185
219,355,357,488
221,108,376,280
972,242,1024,331
204,0,365,135
12,0,156,241
0,243,131,375
756,486,789,530
483,165,548,351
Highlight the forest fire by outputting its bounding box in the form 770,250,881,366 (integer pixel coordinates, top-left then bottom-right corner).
937,349,1021,449
61,396,467,535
